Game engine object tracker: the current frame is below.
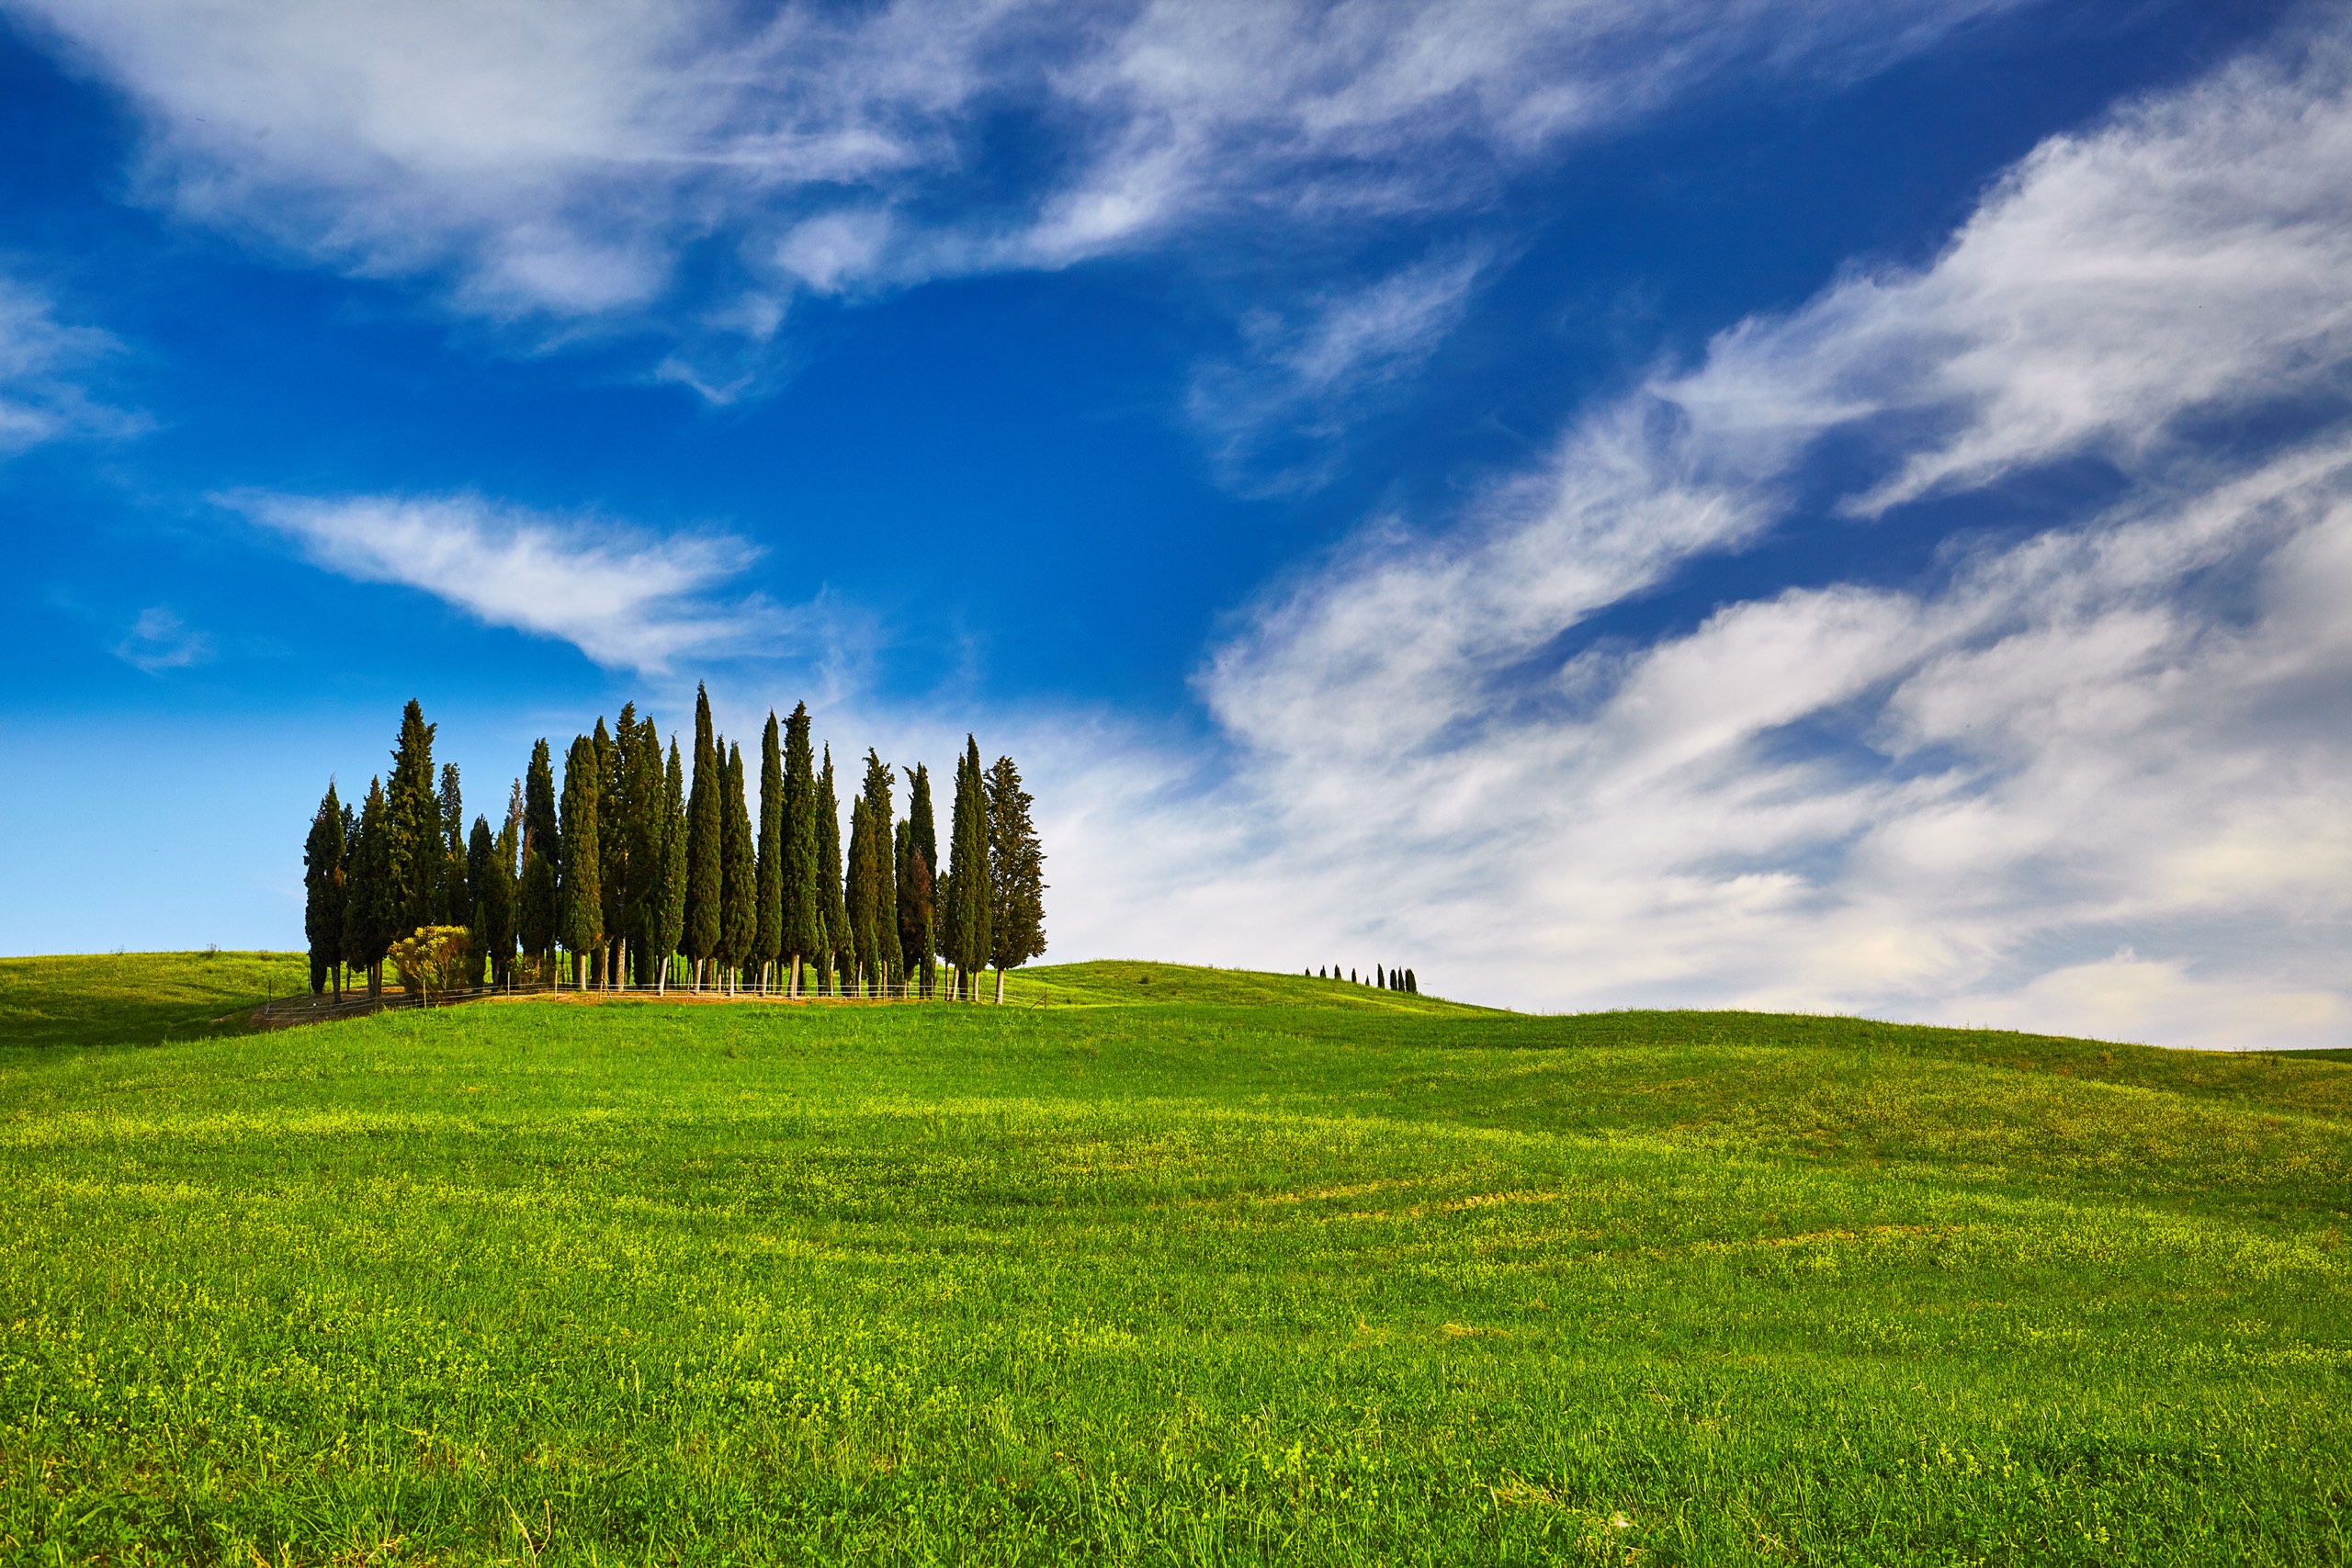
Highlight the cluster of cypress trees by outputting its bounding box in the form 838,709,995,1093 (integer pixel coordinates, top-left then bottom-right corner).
1310,963,1419,994
303,693,1047,1002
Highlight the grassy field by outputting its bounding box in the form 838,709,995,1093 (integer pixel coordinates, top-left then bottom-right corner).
1,957,2346,1564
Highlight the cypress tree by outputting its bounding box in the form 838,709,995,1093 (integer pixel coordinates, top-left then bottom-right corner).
437,763,468,925
816,747,848,996
684,685,722,987
387,700,439,939
303,782,345,997
857,750,897,995
896,819,935,998
782,705,821,995
343,776,397,998
618,710,661,983
845,795,873,995
1406,968,1418,994
467,815,513,987
902,763,938,992
754,712,785,990
983,753,1046,1003
720,739,756,992
559,735,604,987
516,739,560,978
944,738,991,1001
594,715,626,982
656,739,688,991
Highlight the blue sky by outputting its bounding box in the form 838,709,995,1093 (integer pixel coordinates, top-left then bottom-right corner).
2,0,2346,1046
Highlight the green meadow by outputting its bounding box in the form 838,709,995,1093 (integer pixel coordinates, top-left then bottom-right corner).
2,954,2347,1564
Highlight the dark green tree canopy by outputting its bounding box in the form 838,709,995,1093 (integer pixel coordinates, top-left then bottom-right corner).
684,684,722,967
985,753,1046,975
719,739,756,974
302,781,345,995
559,734,605,969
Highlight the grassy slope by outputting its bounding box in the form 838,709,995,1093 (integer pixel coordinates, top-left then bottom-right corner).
0,958,2346,1564
0,950,309,1049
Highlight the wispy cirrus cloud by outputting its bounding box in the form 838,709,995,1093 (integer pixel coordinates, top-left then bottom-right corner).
0,275,140,454
6,0,2033,332
111,605,212,672
234,491,789,672
1022,16,2352,1047
1187,245,1488,492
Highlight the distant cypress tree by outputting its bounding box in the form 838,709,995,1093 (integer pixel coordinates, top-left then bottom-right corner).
944,738,991,1001
754,712,785,990
684,685,722,988
782,705,821,996
343,776,397,998
983,753,1046,1003
656,739,688,991
559,735,604,987
387,701,440,938
816,747,849,996
303,782,345,997
720,739,756,992
516,739,560,976
1406,968,1418,994
1377,964,1385,989
896,819,935,998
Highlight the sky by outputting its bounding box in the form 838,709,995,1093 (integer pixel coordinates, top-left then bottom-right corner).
1,0,2346,1047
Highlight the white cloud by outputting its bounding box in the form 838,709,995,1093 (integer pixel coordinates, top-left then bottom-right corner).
0,276,138,453
1187,245,1487,491
6,0,2029,325
112,605,212,672
236,491,791,672
1008,18,2352,1048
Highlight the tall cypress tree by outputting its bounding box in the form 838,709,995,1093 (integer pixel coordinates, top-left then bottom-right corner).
343,776,397,998
594,714,627,981
903,763,938,983
857,750,897,994
516,739,560,976
895,818,935,998
623,711,664,984
387,700,439,939
845,796,873,995
719,739,756,991
984,753,1046,1003
754,712,785,989
816,747,848,997
437,763,468,925
657,739,688,991
303,782,345,997
559,735,604,987
684,684,722,987
944,738,991,1001
467,816,513,987
782,705,821,995
475,808,517,987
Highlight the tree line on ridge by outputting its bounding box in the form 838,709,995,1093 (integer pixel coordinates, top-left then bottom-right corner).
301,688,1046,1003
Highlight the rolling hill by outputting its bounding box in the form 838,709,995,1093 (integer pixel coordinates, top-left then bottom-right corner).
0,953,2345,1563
